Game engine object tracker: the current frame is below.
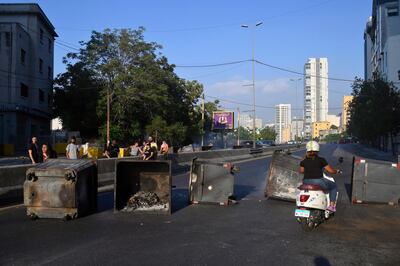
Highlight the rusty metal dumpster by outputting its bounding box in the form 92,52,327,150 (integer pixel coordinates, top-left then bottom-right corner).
189,158,236,205
265,151,303,201
351,157,400,205
23,159,97,220
114,160,171,214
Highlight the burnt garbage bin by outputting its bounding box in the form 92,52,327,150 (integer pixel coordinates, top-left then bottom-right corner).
23,159,98,220
115,160,171,214
189,158,238,205
351,157,400,205
265,151,303,202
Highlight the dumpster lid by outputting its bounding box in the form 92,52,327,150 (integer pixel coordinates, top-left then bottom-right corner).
27,159,95,177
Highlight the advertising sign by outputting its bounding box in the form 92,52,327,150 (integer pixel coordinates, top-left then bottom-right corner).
212,111,234,130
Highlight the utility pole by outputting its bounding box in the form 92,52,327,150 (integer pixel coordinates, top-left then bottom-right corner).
241,21,263,148
290,78,302,142
201,93,205,147
237,107,240,146
106,86,110,145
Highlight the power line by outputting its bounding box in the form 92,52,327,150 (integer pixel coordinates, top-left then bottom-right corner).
205,95,343,111
255,60,355,82
55,0,333,34
175,60,250,68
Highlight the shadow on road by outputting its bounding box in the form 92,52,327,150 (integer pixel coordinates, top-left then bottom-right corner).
314,256,332,266
172,188,189,213
97,191,114,213
344,183,352,202
234,184,257,200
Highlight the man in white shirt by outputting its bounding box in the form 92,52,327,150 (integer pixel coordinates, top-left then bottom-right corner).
66,136,80,159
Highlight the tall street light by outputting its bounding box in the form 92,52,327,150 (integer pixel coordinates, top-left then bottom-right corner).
241,21,263,148
290,78,302,141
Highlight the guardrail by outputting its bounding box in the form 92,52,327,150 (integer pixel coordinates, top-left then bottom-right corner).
0,144,302,205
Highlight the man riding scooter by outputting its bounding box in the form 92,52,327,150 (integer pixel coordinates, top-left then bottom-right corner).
299,141,342,212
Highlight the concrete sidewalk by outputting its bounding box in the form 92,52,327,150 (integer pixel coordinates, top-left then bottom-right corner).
335,143,397,162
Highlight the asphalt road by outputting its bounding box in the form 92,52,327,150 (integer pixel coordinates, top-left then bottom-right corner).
0,144,399,265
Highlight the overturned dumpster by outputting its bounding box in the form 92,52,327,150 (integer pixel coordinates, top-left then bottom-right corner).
265,151,303,202
24,159,98,220
115,160,171,214
351,157,400,205
189,158,238,205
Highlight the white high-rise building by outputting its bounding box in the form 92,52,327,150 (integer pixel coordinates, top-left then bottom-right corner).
275,104,291,144
240,114,262,129
303,58,329,139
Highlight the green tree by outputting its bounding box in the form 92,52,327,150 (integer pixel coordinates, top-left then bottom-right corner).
57,28,204,143
53,62,100,138
235,126,252,141
348,77,400,153
258,127,277,140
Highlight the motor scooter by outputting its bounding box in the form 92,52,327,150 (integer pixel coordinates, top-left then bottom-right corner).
294,157,343,231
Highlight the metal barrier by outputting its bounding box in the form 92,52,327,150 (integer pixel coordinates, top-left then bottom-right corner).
351,157,400,205
23,159,98,219
265,151,303,202
189,158,236,205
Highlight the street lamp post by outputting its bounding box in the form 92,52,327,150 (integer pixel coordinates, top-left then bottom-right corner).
241,21,263,148
290,78,302,142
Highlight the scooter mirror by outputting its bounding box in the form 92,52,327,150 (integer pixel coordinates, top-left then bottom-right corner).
338,157,344,164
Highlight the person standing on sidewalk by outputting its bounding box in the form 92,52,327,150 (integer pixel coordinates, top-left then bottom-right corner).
66,136,80,160
28,136,40,164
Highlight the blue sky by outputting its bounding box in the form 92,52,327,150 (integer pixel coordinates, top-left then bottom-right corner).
7,0,372,123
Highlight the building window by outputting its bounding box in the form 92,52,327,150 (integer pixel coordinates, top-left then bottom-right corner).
39,58,43,73
5,32,11,47
48,66,52,79
39,89,44,102
398,70,400,80
20,83,28,97
305,63,311,69
20,49,26,64
387,7,398,16
40,28,44,44
48,38,52,53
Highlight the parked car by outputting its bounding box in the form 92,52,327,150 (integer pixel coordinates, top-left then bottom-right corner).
240,140,262,148
257,140,276,147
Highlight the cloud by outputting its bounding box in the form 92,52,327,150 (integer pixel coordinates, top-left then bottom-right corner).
207,78,292,96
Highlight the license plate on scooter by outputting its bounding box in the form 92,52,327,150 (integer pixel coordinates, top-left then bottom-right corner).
295,209,310,218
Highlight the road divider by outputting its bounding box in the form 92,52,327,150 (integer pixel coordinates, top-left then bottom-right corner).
0,145,302,206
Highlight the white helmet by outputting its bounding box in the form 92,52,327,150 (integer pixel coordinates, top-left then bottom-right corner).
306,141,319,152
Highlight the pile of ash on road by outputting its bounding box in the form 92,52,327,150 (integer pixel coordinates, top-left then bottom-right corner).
122,191,168,212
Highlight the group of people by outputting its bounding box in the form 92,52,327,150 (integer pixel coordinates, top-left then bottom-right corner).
27,135,81,164
128,137,169,160
28,135,170,164
27,136,57,164
102,136,169,160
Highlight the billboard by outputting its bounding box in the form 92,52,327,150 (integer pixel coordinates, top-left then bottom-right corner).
212,111,234,130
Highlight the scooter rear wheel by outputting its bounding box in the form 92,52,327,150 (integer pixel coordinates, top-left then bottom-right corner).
300,219,315,231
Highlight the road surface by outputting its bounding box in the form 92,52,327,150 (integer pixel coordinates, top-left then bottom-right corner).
0,144,399,265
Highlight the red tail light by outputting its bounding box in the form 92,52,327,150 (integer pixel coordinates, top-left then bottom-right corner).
300,195,310,202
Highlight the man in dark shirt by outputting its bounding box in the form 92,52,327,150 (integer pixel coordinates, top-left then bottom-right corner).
28,136,40,164
109,139,119,158
299,141,341,212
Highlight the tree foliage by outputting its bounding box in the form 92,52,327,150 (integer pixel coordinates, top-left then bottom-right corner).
348,77,400,150
54,28,211,144
53,62,100,138
258,126,277,140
